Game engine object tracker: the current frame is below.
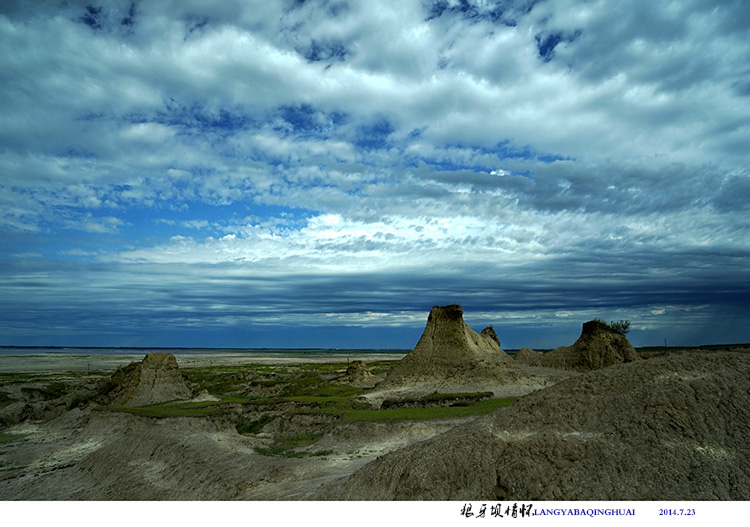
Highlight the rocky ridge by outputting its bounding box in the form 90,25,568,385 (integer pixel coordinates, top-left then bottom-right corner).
317,351,750,500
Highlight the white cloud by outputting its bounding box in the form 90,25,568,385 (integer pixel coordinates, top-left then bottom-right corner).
1,0,749,346
65,213,126,234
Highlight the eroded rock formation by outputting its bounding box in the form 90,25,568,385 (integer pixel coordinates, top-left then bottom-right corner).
346,360,375,386
381,305,512,386
539,319,639,371
102,352,192,407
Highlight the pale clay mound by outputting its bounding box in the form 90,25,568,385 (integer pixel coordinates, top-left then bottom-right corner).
381,305,514,387
346,360,375,387
538,320,640,371
367,305,574,404
105,352,192,407
513,347,542,366
317,352,750,500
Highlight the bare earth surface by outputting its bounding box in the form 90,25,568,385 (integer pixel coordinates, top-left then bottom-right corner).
316,351,750,501
0,407,475,500
1,348,749,500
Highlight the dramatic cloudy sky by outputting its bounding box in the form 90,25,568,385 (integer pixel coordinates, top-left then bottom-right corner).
1,0,749,349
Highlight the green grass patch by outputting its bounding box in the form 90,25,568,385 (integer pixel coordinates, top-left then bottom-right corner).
70,391,97,409
181,369,248,395
280,375,323,396
0,391,14,408
381,391,494,409
21,382,71,400
285,395,353,410
307,384,363,398
0,433,30,444
275,377,364,398
105,396,249,418
107,405,232,418
236,414,277,435
295,397,515,423
298,362,348,372
419,391,493,403
247,394,370,412
0,372,71,384
249,379,287,387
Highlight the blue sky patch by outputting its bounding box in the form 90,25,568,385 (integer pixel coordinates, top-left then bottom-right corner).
354,116,394,150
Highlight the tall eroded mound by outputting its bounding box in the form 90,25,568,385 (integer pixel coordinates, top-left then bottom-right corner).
319,352,750,500
103,352,192,407
539,319,639,371
514,347,542,366
381,305,512,386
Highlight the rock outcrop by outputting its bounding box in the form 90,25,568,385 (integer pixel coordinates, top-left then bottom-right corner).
539,319,639,371
381,305,513,386
319,351,750,500
102,352,192,407
346,360,375,386
480,326,500,347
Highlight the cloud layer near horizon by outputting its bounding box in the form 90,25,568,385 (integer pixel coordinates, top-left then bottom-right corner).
1,0,749,348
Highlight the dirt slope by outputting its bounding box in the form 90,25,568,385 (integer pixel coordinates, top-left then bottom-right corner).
317,351,750,500
0,409,472,500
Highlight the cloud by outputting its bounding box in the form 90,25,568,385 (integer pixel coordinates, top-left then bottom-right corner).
1,0,749,347
67,214,127,234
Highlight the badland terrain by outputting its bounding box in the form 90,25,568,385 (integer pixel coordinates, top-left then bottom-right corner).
1,305,748,500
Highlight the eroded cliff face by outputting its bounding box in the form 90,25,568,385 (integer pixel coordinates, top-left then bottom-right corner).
539,320,639,371
103,352,192,407
381,305,513,386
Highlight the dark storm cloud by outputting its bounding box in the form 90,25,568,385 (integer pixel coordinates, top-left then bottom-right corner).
3,245,750,347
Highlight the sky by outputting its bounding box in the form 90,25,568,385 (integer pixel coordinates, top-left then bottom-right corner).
1,0,749,350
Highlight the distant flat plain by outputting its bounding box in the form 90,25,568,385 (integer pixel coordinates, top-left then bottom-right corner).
0,347,408,373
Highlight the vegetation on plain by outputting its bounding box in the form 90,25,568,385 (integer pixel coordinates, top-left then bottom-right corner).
236,414,277,435
256,432,326,458
2,359,518,460
0,391,13,408
336,397,516,423
0,433,30,444
21,382,71,400
106,395,250,418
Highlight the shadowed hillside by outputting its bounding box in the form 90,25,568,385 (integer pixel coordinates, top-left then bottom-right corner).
318,351,750,500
